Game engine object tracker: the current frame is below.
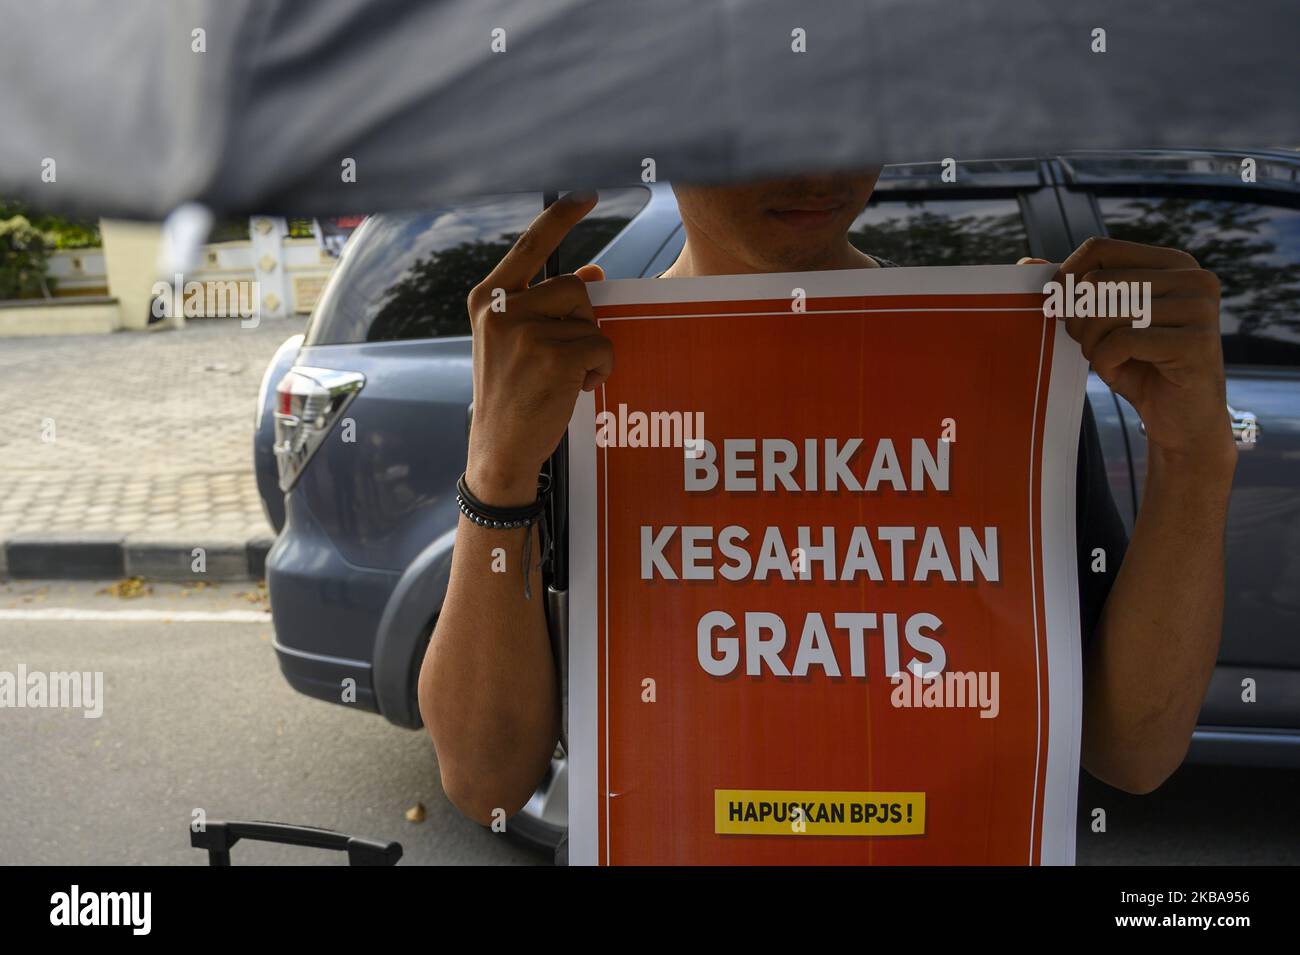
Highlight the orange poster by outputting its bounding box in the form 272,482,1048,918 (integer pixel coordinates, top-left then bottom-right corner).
567,265,1088,865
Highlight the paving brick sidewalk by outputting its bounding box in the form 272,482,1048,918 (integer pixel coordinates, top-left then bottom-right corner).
0,317,306,579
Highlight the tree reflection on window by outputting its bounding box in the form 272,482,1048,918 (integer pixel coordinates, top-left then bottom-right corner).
850,200,1029,267
1099,196,1300,365
367,215,633,342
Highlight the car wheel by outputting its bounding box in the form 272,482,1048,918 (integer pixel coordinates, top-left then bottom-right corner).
507,749,567,857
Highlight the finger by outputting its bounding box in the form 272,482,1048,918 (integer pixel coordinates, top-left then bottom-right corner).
1055,236,1198,282
1017,257,1050,265
533,313,603,340
558,333,614,391
574,263,605,282
1065,295,1218,351
1063,311,1134,356
482,190,599,292
1087,326,1193,379
516,273,596,321
1075,267,1220,300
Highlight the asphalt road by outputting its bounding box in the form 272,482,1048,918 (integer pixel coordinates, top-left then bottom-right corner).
1,579,1295,866
0,579,540,866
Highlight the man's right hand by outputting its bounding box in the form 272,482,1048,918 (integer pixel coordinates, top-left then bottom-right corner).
464,190,612,506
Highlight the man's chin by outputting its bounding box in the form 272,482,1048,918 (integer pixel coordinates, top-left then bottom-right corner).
745,229,861,272
755,250,850,273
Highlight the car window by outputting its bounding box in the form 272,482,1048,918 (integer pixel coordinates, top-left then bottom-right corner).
1098,194,1300,366
304,188,648,345
849,197,1030,266
559,188,651,274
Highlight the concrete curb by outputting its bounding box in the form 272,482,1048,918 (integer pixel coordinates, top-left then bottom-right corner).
1,535,274,581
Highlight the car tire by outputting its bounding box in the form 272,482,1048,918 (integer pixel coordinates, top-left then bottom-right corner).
507,753,568,858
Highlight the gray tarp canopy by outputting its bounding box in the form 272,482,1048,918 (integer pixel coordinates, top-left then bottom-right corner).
1,0,1297,219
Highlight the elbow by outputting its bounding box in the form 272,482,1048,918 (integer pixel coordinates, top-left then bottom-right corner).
439,768,534,827
1085,737,1188,796
429,712,542,825
417,666,549,826
1082,694,1198,796
1104,765,1175,796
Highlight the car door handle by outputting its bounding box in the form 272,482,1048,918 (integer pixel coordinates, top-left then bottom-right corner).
1136,402,1259,449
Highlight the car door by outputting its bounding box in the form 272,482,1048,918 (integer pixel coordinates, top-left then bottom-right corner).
1055,150,1300,727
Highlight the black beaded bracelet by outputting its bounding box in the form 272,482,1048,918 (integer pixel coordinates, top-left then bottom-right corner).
455,472,549,528
456,471,551,600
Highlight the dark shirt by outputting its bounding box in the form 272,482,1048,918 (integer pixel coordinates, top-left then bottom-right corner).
1075,395,1129,648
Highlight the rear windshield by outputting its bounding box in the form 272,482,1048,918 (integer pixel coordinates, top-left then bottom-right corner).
304,189,649,345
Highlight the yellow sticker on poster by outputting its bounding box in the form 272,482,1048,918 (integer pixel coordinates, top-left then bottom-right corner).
715,789,926,836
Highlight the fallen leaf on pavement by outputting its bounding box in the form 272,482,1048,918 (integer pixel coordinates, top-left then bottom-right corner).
99,577,152,599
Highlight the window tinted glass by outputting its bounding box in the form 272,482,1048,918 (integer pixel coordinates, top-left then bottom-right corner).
849,197,1030,266
1098,195,1300,366
561,189,650,272
305,188,648,345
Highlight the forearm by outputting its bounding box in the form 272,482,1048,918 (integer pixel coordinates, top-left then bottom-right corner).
418,192,606,825
418,475,559,823
1081,443,1235,792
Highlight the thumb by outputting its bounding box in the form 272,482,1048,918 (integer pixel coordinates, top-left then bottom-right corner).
1016,257,1050,265
574,263,605,282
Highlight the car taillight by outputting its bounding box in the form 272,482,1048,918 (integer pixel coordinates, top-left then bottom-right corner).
272,366,365,491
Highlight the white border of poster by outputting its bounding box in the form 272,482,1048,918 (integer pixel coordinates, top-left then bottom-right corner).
567,264,1086,866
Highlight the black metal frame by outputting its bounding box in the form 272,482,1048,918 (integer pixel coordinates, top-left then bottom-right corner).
191,820,403,866
541,191,568,591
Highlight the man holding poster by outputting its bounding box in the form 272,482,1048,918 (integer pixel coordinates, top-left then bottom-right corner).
419,172,1236,865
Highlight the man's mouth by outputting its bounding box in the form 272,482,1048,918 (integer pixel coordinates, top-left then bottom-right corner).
765,199,847,228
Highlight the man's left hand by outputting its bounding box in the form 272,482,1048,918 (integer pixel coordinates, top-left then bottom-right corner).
1022,237,1236,471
